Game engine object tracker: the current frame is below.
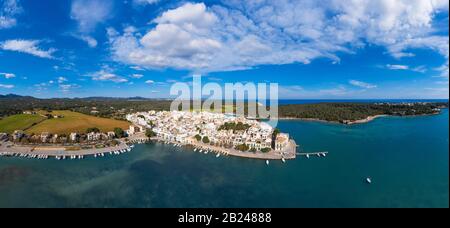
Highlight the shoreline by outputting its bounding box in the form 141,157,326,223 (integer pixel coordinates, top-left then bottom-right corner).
276,111,443,125
2,110,444,160
150,136,297,160
0,134,297,161
0,141,135,159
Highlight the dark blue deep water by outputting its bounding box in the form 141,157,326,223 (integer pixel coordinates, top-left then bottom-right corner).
0,109,448,208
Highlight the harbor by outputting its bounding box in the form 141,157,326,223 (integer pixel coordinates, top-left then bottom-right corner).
0,141,134,160
0,136,297,161
149,135,297,161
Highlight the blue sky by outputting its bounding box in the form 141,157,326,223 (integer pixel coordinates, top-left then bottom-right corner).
0,0,448,99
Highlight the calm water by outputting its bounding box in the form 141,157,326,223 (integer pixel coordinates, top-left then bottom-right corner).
0,110,448,208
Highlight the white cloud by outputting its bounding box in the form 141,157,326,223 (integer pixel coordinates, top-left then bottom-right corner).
278,85,352,98
88,69,128,83
385,64,427,73
386,64,409,70
71,0,113,33
0,40,56,58
108,1,449,73
131,73,144,79
435,61,449,78
0,0,22,29
58,76,68,83
0,72,15,79
349,80,377,89
74,35,98,48
33,82,50,92
59,84,80,93
0,84,14,89
130,66,145,71
145,80,155,84
134,0,160,5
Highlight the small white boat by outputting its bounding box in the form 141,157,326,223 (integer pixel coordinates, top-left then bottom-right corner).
306,154,310,159
216,153,220,158
266,160,270,165
366,178,372,184
282,158,286,163
322,153,327,157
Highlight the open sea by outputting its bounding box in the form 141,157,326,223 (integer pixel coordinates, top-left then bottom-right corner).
0,105,448,208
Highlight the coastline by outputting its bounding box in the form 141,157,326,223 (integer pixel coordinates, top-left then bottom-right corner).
277,111,443,125
2,110,444,160
0,134,297,161
0,141,133,159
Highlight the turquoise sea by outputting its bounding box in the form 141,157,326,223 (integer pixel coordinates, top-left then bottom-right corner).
0,109,448,208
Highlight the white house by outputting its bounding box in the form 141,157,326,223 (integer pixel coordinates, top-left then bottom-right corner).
70,133,78,141
275,133,289,151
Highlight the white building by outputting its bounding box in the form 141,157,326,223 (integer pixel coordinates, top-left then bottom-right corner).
70,133,78,141
275,133,290,151
87,132,101,141
40,132,50,143
107,131,116,139
13,130,24,140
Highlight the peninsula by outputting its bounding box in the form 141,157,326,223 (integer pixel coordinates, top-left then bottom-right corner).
127,110,297,160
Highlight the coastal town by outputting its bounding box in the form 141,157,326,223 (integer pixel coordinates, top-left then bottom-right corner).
0,110,297,162
126,110,297,161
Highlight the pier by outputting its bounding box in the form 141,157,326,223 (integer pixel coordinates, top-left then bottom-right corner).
297,151,328,158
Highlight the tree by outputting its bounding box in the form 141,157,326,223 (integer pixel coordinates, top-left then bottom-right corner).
261,148,271,153
195,134,202,141
86,127,100,133
113,128,124,138
114,128,125,138
148,121,155,127
202,136,210,144
273,128,280,137
235,144,249,152
145,129,157,138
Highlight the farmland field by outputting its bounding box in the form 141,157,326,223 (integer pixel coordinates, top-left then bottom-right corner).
0,110,130,135
0,114,47,134
25,110,130,134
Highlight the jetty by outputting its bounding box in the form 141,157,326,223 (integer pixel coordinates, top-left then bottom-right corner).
297,151,328,158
